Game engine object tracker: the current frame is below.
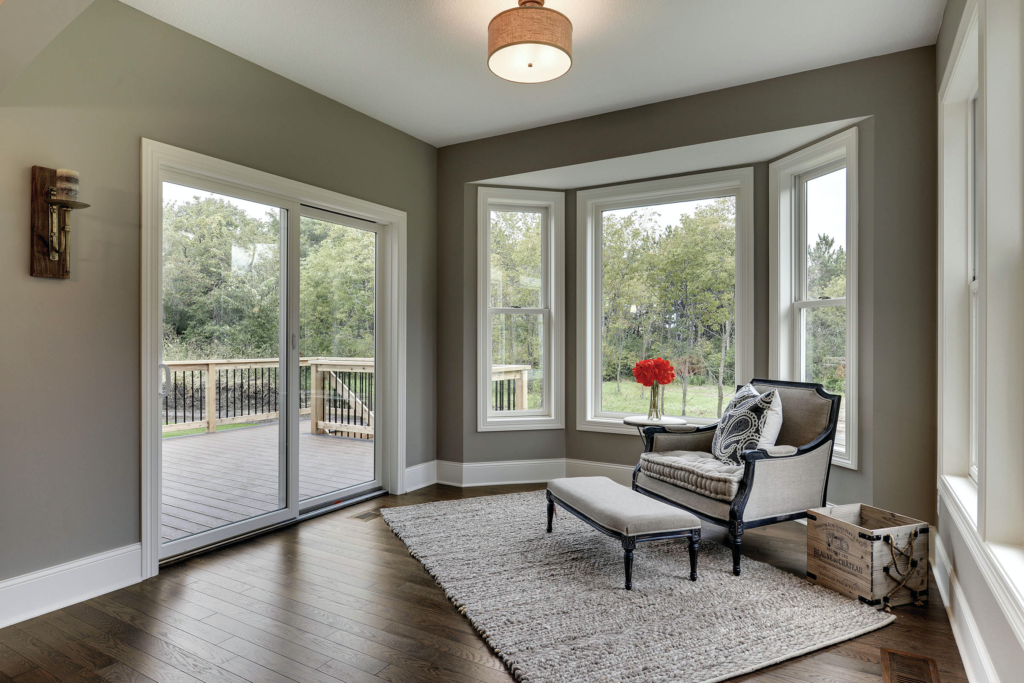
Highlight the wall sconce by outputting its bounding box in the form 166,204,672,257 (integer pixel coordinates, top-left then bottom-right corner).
31,166,90,278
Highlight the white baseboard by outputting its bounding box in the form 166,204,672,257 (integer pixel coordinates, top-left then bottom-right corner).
565,458,635,486
0,543,143,629
437,458,567,487
404,460,437,492
933,534,1002,683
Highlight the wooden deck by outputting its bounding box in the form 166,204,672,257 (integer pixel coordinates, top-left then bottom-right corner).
162,421,374,542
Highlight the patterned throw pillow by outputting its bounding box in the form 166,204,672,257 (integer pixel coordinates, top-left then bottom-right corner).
711,385,783,465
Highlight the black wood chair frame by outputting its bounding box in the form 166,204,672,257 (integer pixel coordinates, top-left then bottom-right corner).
631,379,841,577
546,489,700,590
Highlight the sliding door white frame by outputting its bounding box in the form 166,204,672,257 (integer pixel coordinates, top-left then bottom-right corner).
141,139,407,578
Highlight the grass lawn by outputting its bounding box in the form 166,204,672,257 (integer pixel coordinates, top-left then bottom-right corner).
601,381,734,420
162,422,260,438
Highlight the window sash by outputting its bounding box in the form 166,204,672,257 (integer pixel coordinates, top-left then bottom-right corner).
477,187,564,431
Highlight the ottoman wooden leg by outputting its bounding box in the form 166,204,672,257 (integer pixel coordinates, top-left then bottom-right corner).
622,538,636,590
688,530,700,581
546,494,554,533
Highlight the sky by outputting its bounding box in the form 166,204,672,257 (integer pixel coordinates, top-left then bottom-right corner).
601,169,847,248
162,181,280,221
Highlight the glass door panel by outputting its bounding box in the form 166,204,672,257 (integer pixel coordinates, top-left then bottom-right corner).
159,180,289,557
299,213,378,503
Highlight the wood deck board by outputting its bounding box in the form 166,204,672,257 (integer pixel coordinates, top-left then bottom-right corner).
161,423,373,542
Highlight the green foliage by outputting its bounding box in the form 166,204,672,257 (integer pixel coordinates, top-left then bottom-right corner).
805,234,847,395
161,196,375,362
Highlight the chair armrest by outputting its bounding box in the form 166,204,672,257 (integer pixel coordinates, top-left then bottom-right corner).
737,440,834,521
642,424,717,453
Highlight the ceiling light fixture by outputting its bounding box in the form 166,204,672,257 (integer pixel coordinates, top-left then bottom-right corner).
488,0,572,84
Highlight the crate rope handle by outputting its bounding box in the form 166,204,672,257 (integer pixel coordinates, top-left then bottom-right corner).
882,529,924,612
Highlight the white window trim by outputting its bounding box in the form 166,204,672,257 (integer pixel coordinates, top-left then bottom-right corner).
769,128,859,469
476,187,565,432
576,168,755,435
141,139,408,577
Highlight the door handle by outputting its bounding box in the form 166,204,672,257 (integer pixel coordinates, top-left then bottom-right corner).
158,363,170,397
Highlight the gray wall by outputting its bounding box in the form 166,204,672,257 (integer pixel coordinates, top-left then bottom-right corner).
437,48,937,523
0,0,437,581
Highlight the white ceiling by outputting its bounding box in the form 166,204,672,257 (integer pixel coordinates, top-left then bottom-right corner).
119,0,945,147
481,118,865,189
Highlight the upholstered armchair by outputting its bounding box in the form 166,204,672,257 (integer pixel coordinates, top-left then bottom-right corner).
631,379,841,576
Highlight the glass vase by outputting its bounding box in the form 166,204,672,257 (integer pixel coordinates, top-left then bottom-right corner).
647,382,662,421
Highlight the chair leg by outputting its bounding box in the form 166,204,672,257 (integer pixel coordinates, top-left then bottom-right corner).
546,495,554,533
622,538,636,590
729,522,743,576
688,531,700,581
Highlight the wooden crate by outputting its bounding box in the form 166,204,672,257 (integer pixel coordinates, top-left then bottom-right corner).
806,503,929,610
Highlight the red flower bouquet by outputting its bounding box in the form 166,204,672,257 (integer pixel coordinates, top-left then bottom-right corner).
632,358,676,387
633,358,675,420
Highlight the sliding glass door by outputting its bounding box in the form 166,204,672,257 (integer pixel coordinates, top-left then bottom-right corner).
298,208,380,506
156,177,381,560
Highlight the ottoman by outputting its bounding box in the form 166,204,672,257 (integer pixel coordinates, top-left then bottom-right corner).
546,476,701,589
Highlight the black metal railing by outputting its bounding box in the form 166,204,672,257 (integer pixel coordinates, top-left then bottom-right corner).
322,370,374,427
492,379,517,411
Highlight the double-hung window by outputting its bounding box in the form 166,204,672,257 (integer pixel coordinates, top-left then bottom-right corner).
477,187,565,431
576,169,755,434
770,128,858,468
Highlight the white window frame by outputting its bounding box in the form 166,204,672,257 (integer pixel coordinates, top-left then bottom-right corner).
576,169,755,435
769,128,858,469
968,93,981,483
476,187,565,432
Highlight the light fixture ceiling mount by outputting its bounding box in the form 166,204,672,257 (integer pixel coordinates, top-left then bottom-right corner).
488,0,573,84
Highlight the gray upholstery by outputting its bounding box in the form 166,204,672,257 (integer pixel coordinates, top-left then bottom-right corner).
752,383,831,447
743,441,832,520
635,472,732,521
651,429,715,453
639,451,743,501
547,476,700,536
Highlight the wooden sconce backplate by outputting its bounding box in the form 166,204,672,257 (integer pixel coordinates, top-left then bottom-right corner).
30,165,68,279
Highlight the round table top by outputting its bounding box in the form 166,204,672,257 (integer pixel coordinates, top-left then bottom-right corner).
622,415,688,427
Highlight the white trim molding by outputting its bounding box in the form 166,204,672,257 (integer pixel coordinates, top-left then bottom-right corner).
940,476,1024,656
0,544,142,629
433,457,635,488
476,187,566,432
576,168,755,435
933,531,1003,683
141,139,408,575
768,128,859,469
404,461,438,492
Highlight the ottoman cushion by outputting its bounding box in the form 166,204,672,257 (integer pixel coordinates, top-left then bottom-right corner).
547,476,700,536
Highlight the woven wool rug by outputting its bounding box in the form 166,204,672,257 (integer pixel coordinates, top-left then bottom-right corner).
381,490,895,683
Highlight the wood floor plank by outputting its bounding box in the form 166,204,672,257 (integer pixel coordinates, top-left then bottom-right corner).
7,484,968,683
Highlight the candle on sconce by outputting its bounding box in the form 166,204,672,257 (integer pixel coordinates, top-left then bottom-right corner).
54,169,80,201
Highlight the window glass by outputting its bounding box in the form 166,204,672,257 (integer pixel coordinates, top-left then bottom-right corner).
599,197,737,419
490,210,543,308
491,313,544,411
802,306,847,451
805,168,847,299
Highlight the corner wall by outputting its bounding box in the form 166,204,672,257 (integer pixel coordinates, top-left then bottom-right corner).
437,47,937,523
0,0,437,582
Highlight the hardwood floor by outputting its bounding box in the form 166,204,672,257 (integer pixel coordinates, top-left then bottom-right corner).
3,484,967,683
161,424,374,541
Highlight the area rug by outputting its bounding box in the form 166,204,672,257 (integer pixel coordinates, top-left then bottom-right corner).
381,490,895,683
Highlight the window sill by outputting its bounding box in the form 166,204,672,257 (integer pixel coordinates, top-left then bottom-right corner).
939,474,1024,651
477,416,564,433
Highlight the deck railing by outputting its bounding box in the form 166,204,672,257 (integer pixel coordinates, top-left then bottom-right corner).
161,358,531,437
